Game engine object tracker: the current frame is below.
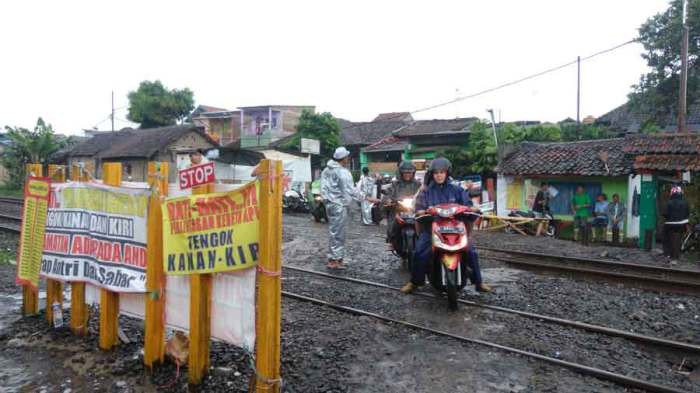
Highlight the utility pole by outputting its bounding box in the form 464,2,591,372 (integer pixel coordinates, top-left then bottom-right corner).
111,91,115,132
679,0,689,133
487,109,499,149
576,56,581,125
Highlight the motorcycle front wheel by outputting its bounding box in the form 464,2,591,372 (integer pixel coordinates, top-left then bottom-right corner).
445,269,458,311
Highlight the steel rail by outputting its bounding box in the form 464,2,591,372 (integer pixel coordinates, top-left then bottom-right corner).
477,246,700,278
283,290,690,393
283,265,700,353
484,256,700,291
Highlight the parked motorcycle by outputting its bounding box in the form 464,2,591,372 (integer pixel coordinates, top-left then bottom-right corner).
283,188,309,213
387,197,417,270
507,209,557,237
416,204,476,311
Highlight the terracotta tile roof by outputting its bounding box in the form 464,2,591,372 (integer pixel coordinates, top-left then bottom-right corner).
362,136,409,153
340,121,407,146
395,117,478,137
633,154,700,171
373,112,413,122
68,125,218,159
498,138,632,176
623,133,700,154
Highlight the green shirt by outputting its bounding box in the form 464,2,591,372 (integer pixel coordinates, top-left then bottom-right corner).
572,193,591,217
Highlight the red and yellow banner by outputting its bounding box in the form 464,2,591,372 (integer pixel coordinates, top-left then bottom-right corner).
162,181,260,275
16,177,51,290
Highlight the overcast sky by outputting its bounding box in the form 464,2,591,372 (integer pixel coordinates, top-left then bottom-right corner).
0,0,672,135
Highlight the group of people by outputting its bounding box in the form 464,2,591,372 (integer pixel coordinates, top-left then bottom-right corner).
319,147,491,292
533,183,625,243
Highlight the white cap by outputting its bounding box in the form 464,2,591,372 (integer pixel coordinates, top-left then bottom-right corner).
333,146,350,160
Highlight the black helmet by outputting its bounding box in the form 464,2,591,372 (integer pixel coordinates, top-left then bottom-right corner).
362,167,369,175
429,157,452,173
398,160,416,173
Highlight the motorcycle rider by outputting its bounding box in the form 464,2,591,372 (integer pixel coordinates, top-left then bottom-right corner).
383,160,421,250
321,147,379,269
400,157,492,293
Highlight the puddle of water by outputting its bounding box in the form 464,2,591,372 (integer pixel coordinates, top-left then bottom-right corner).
481,267,523,284
0,357,33,393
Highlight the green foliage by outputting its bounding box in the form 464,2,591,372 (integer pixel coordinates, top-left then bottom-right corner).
629,0,700,123
0,118,66,189
127,80,195,128
640,121,661,134
281,110,340,160
560,123,615,141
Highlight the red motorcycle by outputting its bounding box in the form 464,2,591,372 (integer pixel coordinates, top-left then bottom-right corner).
417,203,477,310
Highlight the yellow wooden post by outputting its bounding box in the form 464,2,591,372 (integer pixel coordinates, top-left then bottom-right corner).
45,165,65,326
144,162,168,368
255,159,283,393
188,182,215,384
69,164,89,335
21,163,43,316
100,162,121,350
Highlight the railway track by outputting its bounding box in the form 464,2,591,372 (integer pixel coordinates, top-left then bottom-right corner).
0,197,23,233
478,246,700,293
283,266,699,393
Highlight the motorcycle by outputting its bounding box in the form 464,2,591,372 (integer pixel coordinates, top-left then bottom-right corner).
416,203,476,311
283,188,309,213
387,197,417,270
507,209,557,237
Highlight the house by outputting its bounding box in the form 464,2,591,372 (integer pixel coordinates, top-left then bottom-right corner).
238,105,315,148
496,138,636,239
597,100,700,133
623,133,700,248
62,125,218,182
340,113,412,172
361,117,478,174
191,105,242,146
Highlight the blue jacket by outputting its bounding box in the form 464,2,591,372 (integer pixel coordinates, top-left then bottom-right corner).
416,179,473,211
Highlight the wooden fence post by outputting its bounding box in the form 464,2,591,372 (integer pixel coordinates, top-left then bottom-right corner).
144,162,168,368
99,162,121,350
255,159,283,393
45,165,65,326
69,164,88,335
188,182,215,384
21,163,43,316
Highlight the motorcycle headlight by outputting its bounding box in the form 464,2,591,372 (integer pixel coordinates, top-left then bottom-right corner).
435,206,458,218
314,196,322,201
398,198,414,209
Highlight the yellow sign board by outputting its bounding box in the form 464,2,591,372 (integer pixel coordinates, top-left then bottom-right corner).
162,182,260,275
17,177,51,290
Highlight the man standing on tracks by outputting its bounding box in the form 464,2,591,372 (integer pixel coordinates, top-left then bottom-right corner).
571,185,591,242
357,167,376,225
663,185,690,262
321,147,379,269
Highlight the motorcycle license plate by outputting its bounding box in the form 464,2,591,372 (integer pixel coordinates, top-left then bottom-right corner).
437,226,464,234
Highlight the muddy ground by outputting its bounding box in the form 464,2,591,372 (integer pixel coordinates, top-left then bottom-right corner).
0,211,698,392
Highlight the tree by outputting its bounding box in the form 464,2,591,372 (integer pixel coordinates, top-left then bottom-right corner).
560,123,615,141
282,110,341,160
0,118,66,189
628,0,700,124
127,80,195,128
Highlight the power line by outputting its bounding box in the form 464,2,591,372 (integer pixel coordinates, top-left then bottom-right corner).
341,39,636,131
410,40,635,115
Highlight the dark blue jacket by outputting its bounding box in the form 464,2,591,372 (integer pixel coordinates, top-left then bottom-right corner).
416,179,473,211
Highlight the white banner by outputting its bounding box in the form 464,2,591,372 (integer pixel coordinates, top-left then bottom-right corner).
40,182,150,293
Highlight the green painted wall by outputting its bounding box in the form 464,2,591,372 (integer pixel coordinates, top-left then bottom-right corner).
359,152,368,169
514,175,628,222
639,175,658,249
